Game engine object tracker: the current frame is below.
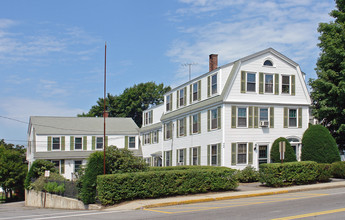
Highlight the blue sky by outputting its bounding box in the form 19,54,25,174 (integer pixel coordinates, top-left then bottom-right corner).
0,0,336,146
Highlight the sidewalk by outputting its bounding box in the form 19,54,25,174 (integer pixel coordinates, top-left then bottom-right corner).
104,178,345,211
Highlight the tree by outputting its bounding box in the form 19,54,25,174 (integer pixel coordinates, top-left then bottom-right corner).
310,0,345,150
78,82,171,127
270,137,297,163
24,159,57,190
301,124,341,163
0,141,27,201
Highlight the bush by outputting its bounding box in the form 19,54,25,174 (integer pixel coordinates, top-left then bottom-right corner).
79,146,148,204
330,161,345,178
259,161,319,187
97,167,238,206
149,166,217,171
301,124,341,163
270,137,297,163
31,172,65,192
235,166,259,183
316,163,332,182
24,160,57,189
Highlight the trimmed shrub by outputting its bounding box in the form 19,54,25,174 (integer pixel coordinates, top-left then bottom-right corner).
149,166,217,171
97,167,238,206
79,146,147,204
24,160,57,189
270,137,297,163
234,166,259,183
259,161,319,187
331,161,345,178
44,182,65,195
301,124,341,163
316,163,332,182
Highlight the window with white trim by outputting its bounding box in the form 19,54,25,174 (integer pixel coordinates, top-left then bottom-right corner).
237,143,247,164
52,160,60,172
165,122,172,140
247,73,256,92
144,133,151,145
166,94,172,111
152,131,158,143
263,60,273,66
192,114,200,133
191,147,198,165
75,137,82,150
211,74,217,95
74,160,82,173
179,88,185,106
193,82,198,101
177,149,185,166
289,109,297,127
238,108,247,127
260,108,268,121
211,108,218,129
282,75,290,94
52,137,60,150
178,118,186,137
96,137,103,149
211,144,218,166
129,137,135,148
265,74,273,93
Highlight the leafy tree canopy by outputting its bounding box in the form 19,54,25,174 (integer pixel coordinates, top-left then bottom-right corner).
310,0,345,150
78,82,171,127
0,140,27,201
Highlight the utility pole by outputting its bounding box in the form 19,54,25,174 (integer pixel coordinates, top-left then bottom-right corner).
103,42,107,175
182,63,197,81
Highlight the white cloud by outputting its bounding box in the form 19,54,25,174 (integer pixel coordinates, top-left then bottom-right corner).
167,0,335,81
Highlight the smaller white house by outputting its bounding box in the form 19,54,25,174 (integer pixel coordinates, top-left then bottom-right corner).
27,116,141,180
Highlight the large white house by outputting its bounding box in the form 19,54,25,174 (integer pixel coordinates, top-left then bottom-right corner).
27,117,141,180
140,48,311,170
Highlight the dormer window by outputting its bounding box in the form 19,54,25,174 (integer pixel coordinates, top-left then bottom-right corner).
263,60,273,66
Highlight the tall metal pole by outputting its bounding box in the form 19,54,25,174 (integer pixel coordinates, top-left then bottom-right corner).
182,63,197,81
103,42,107,175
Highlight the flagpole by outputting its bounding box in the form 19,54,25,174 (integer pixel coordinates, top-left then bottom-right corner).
103,42,107,175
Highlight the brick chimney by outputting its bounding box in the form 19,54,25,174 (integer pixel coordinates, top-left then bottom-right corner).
209,54,218,72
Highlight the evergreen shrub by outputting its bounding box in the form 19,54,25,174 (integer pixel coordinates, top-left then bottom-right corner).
330,161,345,178
24,160,57,189
97,167,238,206
259,161,319,187
234,166,259,183
316,163,332,182
30,172,65,192
301,124,341,163
270,137,297,163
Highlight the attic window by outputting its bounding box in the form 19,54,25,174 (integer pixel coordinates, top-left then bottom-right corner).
263,60,273,66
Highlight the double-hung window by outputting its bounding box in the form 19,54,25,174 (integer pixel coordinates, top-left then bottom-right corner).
179,88,185,106
192,114,200,134
265,74,273,93
282,75,290,94
211,109,218,129
289,109,297,127
144,133,150,144
177,149,185,165
96,137,103,149
152,131,158,143
238,108,247,127
166,94,172,111
211,74,217,95
247,73,256,92
75,137,82,150
260,108,268,121
178,118,186,137
191,147,198,165
211,144,218,166
165,151,171,166
237,144,247,164
52,137,60,150
165,122,172,140
129,137,135,148
193,82,198,101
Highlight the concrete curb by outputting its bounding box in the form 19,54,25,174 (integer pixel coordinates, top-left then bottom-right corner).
140,182,345,210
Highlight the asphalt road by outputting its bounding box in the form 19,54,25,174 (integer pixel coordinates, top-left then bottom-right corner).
0,188,344,220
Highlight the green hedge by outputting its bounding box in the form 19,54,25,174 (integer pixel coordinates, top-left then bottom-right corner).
148,166,217,171
259,161,330,187
234,166,259,183
331,161,345,178
97,167,238,205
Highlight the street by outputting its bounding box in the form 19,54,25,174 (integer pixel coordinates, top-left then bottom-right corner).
0,188,344,220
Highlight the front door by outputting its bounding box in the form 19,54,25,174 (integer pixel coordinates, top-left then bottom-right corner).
258,145,268,165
